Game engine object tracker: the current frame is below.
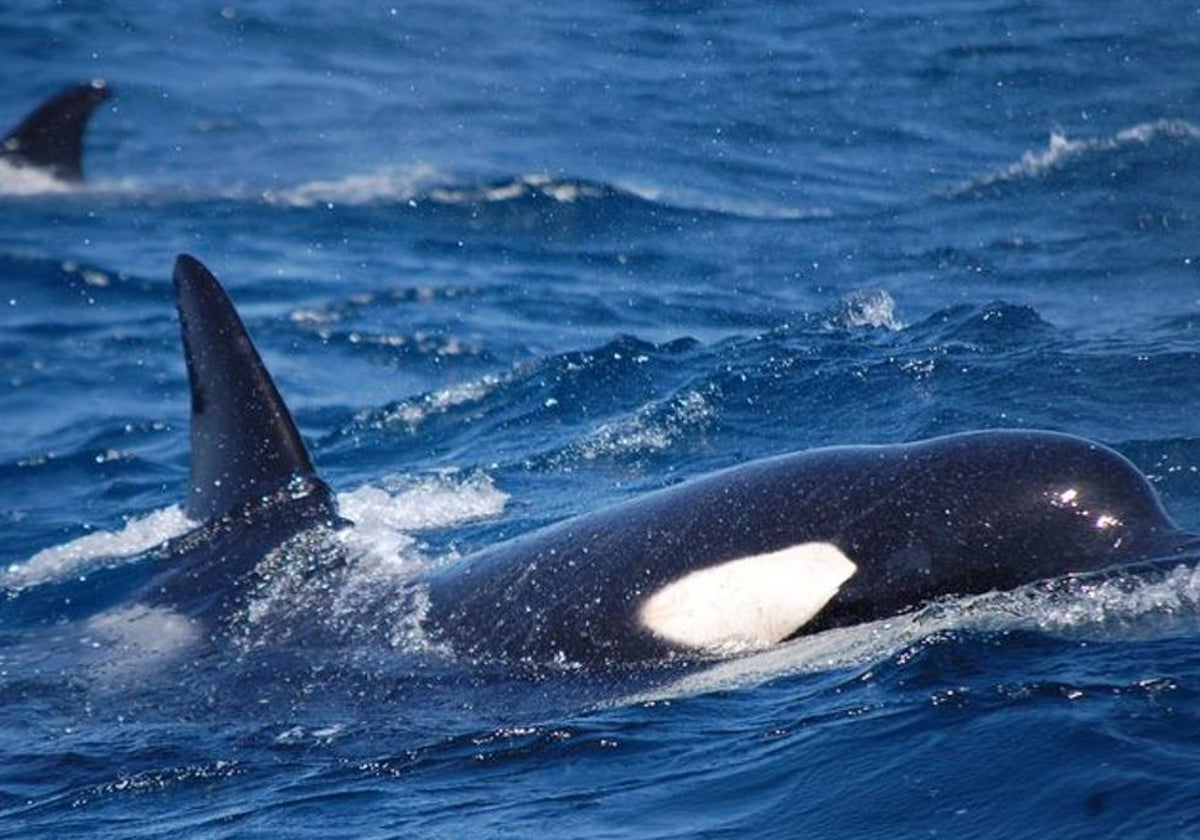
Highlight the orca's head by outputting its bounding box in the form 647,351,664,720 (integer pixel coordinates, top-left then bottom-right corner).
926,431,1186,572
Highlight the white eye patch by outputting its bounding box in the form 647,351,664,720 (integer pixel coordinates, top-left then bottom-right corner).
638,542,857,654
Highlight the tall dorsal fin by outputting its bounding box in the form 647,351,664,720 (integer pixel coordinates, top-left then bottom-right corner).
2,80,111,183
173,254,316,522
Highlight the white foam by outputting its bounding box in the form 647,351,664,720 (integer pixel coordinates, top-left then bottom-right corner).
84,604,200,655
3,506,195,589
427,173,609,205
274,724,346,746
0,159,74,196
262,167,829,219
262,163,444,208
78,604,203,684
2,472,505,594
77,604,205,691
0,160,142,198
334,471,509,574
1021,563,1200,634
338,471,508,533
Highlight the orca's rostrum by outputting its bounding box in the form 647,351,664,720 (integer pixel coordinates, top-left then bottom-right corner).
141,254,1198,666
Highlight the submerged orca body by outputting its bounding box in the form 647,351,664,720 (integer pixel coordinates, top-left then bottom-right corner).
145,255,1196,665
2,81,112,183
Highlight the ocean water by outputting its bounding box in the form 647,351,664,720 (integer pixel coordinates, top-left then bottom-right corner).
3,1,1200,836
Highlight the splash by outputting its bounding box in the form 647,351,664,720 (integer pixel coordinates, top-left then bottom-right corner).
1020,562,1200,633
3,506,195,590
226,473,507,655
827,289,904,331
1,472,506,596
0,159,74,196
335,471,509,565
0,160,141,197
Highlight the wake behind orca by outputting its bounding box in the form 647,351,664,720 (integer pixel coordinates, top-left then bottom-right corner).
134,254,1197,668
1,80,112,183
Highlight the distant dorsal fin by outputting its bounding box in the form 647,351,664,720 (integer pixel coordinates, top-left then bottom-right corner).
173,254,316,522
2,80,112,182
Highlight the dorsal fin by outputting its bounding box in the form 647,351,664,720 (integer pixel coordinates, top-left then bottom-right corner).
2,80,112,182
173,254,316,522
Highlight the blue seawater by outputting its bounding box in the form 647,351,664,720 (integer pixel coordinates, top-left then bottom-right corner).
4,1,1200,837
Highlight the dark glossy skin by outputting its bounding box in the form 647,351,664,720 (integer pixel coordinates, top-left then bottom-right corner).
2,81,111,182
135,256,341,625
155,255,1198,668
139,477,340,624
174,255,317,522
422,431,1191,665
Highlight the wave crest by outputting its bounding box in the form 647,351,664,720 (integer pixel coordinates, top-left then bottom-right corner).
952,118,1200,195
262,165,824,221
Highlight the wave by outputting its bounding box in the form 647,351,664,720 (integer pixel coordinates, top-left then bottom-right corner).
1,155,826,223
910,301,1055,347
353,373,508,437
336,294,1053,478
262,167,634,211
339,333,712,475
542,384,719,467
950,118,1200,196
262,165,826,222
615,180,832,222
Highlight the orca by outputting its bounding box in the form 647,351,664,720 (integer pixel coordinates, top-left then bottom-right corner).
2,80,112,183
140,254,1198,666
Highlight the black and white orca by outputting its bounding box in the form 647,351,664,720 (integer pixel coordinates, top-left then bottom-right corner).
140,254,1198,666
2,80,112,183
